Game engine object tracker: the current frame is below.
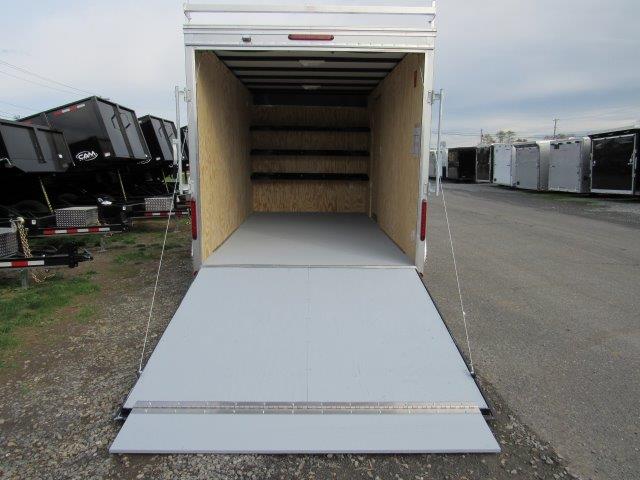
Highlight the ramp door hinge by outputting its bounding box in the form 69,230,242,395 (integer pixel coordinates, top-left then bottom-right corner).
132,401,480,415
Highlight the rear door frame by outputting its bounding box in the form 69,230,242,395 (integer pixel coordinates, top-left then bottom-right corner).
590,133,636,195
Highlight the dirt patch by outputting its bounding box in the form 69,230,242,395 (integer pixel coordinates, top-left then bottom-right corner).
0,219,576,479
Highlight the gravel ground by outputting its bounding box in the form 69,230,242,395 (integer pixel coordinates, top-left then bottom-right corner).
0,220,575,479
424,183,640,480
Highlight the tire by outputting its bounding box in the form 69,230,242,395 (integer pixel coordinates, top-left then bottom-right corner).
11,200,50,215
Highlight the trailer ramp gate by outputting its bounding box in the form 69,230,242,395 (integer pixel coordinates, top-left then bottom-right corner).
111,214,499,454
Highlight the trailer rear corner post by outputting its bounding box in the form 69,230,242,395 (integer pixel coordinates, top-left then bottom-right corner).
416,51,436,274
184,46,201,270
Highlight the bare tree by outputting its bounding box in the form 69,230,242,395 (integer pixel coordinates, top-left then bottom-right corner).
496,130,517,144
481,133,495,144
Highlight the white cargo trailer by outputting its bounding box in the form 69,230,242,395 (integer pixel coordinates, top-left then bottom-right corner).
111,1,498,455
548,137,591,193
491,143,514,186
513,141,551,191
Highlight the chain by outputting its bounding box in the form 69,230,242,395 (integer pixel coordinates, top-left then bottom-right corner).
161,168,170,194
39,177,54,213
13,219,52,284
117,169,128,202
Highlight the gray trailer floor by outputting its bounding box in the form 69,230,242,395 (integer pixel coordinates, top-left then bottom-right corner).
203,213,413,267
111,213,498,454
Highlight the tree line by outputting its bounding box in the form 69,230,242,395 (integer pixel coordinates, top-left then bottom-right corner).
481,130,574,144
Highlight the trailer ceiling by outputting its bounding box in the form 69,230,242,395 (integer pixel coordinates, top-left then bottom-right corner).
214,50,405,97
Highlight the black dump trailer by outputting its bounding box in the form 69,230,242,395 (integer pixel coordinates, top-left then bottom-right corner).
135,115,179,199
589,125,639,195
139,115,177,164
0,118,71,226
0,117,128,236
475,145,492,182
447,147,477,182
22,97,150,170
20,97,170,217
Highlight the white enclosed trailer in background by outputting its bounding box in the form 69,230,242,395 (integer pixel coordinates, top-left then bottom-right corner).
111,1,499,455
548,137,592,193
492,143,514,186
513,141,551,191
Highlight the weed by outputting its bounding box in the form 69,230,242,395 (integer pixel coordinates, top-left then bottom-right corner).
114,248,160,265
75,305,95,324
0,277,99,353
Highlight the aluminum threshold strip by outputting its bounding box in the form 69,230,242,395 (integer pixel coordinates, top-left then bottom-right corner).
202,264,416,269
185,4,436,15
132,401,480,415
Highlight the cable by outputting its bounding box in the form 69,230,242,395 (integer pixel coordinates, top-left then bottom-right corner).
441,183,475,375
138,172,180,374
0,69,80,96
0,99,36,112
0,59,95,96
558,105,640,121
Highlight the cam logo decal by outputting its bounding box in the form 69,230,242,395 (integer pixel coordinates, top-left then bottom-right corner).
76,150,99,162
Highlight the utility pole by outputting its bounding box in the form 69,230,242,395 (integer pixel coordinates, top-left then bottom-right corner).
435,89,444,196
553,118,559,139
480,128,483,144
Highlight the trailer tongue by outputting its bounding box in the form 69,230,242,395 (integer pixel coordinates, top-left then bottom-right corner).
111,214,498,454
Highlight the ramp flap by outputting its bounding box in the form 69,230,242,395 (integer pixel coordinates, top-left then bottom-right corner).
111,267,499,454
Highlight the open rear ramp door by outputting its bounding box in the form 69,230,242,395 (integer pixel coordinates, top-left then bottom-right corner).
111,215,499,454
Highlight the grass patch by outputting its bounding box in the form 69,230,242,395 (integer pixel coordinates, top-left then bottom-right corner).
0,276,99,353
114,247,161,265
75,305,96,324
539,193,599,205
114,234,138,245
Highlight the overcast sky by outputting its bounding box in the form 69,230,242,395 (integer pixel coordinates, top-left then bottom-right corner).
0,0,638,147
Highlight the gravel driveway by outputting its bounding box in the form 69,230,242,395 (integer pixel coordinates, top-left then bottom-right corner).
0,221,574,479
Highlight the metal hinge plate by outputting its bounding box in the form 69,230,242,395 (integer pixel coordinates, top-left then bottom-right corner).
132,401,481,415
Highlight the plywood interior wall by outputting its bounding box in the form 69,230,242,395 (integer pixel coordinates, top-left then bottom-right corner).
196,51,252,260
369,53,425,256
251,106,370,212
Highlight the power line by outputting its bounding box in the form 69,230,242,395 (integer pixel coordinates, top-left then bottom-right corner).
0,59,95,96
0,99,36,112
0,69,81,96
0,108,18,117
557,105,640,121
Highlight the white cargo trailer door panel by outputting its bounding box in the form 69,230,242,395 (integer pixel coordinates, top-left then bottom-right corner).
515,146,540,190
549,142,581,192
111,214,498,454
492,145,513,186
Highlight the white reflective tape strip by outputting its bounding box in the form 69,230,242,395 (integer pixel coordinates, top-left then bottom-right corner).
0,260,46,268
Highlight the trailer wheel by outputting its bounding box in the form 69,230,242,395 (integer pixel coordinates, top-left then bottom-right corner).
12,200,50,215
58,193,80,206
